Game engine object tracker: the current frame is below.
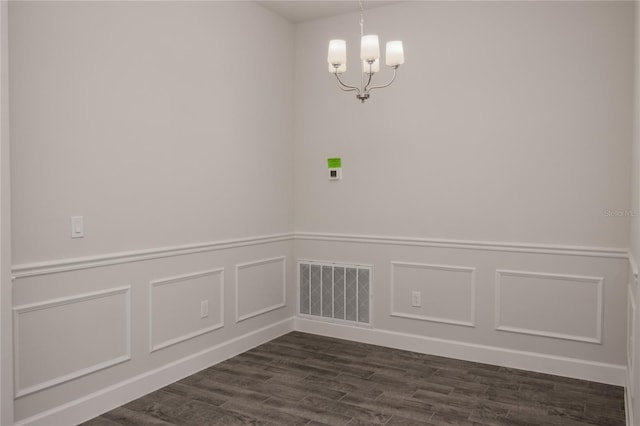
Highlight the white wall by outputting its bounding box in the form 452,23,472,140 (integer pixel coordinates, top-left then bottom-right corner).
294,0,633,386
8,2,296,423
5,0,637,423
627,1,640,425
632,0,640,280
10,1,294,264
295,1,633,248
1,0,14,423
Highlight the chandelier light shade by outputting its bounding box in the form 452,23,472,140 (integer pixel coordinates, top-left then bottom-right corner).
328,39,347,67
360,35,380,61
385,41,405,66
327,1,404,103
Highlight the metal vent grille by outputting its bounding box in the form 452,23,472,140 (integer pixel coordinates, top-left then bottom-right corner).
299,261,371,325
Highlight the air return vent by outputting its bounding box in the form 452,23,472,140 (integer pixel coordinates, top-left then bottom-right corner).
298,261,371,325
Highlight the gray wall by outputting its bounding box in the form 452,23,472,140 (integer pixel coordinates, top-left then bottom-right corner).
294,1,633,247
293,0,633,387
10,1,295,264
3,0,638,424
628,1,640,424
1,0,13,423
8,2,296,423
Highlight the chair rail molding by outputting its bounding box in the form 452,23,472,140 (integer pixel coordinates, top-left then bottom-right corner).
12,233,294,279
294,232,628,258
11,232,630,280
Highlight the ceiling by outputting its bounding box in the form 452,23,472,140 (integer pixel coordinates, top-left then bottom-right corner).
258,1,403,23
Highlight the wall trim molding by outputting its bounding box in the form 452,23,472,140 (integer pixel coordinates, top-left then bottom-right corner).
149,269,225,353
235,256,287,323
629,250,639,282
14,317,296,426
628,284,636,399
295,317,626,386
13,286,131,398
11,233,294,279
295,232,628,259
11,232,630,280
390,261,476,328
494,270,604,344
625,378,635,426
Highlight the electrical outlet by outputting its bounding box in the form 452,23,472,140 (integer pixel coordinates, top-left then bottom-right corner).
411,291,421,307
200,300,209,318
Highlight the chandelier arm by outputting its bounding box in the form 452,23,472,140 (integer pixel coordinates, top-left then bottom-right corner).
366,66,398,93
362,69,374,92
334,73,361,93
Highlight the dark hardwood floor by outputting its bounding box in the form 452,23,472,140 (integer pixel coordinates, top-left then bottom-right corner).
82,331,626,426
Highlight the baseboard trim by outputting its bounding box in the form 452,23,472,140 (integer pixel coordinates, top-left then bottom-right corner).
14,317,296,426
625,382,634,426
295,317,626,386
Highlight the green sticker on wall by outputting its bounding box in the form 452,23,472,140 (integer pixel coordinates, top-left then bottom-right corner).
327,158,342,168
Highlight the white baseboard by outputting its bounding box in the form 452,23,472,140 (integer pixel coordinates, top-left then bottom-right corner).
625,386,633,426
295,317,626,386
15,317,295,426
626,372,635,426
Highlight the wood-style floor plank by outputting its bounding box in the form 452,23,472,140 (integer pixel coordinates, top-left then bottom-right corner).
81,331,626,426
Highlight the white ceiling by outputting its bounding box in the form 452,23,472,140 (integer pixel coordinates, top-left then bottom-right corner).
258,1,403,23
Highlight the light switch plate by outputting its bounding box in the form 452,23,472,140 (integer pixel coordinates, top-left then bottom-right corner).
71,216,84,238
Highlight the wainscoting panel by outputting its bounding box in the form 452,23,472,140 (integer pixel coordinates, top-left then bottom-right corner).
150,269,224,352
13,286,131,398
10,237,294,425
294,234,627,386
236,256,286,322
391,262,475,327
495,270,603,343
7,232,629,424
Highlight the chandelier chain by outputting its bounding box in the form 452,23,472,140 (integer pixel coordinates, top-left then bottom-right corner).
360,1,365,91
360,0,365,37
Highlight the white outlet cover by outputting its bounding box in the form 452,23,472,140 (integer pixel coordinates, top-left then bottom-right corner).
411,291,421,307
200,300,209,318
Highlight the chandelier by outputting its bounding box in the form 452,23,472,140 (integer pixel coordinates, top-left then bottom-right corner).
327,1,405,103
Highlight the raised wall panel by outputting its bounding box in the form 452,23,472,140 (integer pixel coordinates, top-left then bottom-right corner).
391,262,475,327
13,286,131,397
150,269,224,352
236,257,286,322
495,270,603,343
